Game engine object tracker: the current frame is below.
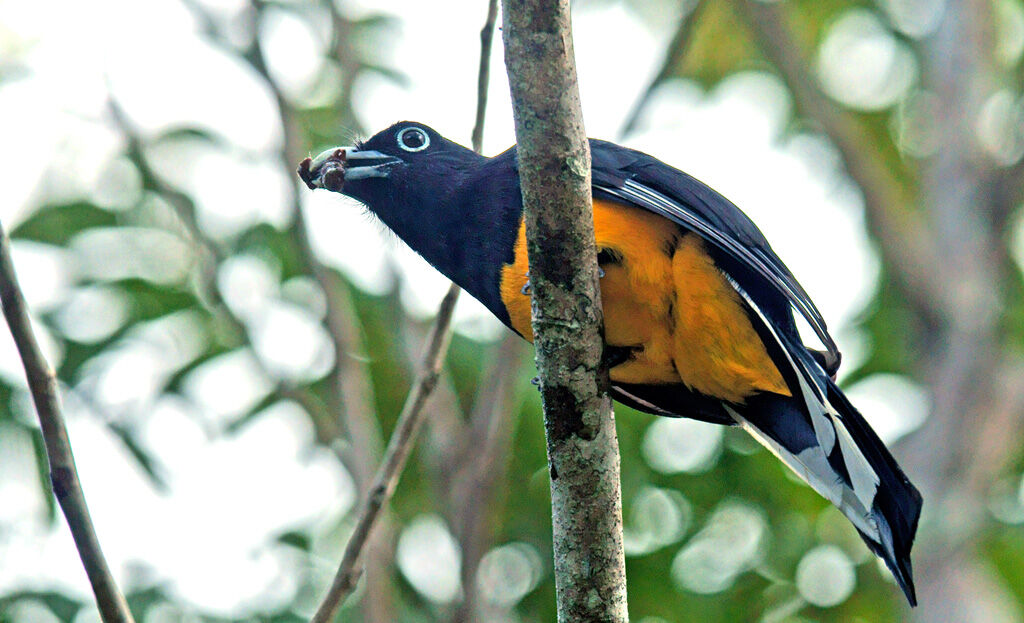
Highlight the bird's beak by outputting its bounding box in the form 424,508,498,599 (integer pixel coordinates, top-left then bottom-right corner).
297,147,403,191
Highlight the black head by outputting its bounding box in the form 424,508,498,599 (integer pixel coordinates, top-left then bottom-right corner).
299,122,479,207
358,121,451,161
296,121,521,321
297,120,515,296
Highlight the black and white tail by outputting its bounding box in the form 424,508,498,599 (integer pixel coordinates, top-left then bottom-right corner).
724,279,923,605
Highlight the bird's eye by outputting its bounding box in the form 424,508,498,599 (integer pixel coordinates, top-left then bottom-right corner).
397,127,430,152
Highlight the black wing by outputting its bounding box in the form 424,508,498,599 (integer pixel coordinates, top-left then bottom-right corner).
589,139,841,372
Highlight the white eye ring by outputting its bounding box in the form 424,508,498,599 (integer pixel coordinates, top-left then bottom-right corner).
397,127,430,152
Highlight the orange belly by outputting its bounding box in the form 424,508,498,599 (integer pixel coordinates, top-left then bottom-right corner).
499,199,789,403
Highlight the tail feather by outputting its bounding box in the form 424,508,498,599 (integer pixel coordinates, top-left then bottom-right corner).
727,380,922,606
721,271,922,604
826,378,922,605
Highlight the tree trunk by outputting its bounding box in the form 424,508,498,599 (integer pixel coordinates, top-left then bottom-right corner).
501,1,629,621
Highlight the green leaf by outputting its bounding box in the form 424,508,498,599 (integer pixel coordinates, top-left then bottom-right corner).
277,531,311,551
12,203,116,246
107,422,168,492
155,126,224,146
118,278,203,322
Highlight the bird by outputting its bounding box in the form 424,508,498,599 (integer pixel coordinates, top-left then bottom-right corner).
297,121,922,605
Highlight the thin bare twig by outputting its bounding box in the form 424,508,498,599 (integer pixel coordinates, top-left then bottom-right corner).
310,284,460,623
472,0,500,153
0,223,135,623
619,0,707,138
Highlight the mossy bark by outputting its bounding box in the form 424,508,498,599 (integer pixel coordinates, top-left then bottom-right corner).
501,1,629,621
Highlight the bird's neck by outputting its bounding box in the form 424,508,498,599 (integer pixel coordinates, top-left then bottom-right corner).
371,176,521,324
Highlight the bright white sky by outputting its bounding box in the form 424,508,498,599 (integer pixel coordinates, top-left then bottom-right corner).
0,0,929,618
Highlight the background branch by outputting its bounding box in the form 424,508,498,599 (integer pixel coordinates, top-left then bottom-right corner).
900,3,1012,620
731,0,947,321
107,98,340,450
0,222,135,623
733,0,1022,619
501,0,629,620
308,0,502,617
227,1,405,617
247,9,398,614
310,284,459,622
119,2,399,615
619,0,707,138
450,336,528,623
472,0,500,153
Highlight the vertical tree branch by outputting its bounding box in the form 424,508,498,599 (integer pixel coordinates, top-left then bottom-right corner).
903,2,1010,620
501,1,629,621
734,0,1019,619
0,222,135,623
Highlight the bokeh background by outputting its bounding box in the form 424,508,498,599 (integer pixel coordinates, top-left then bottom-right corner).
0,0,1022,621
